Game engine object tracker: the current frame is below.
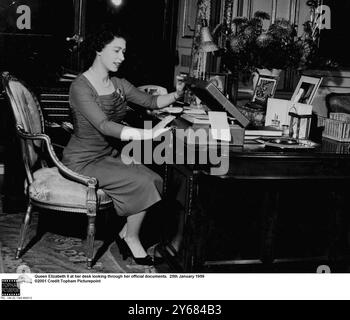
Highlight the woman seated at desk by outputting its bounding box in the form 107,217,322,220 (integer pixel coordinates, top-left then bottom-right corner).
62,25,185,266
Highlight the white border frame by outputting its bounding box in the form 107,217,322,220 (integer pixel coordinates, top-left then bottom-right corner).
291,75,323,105
252,76,278,104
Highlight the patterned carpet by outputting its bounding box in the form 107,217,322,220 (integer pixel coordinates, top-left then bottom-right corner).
0,207,164,274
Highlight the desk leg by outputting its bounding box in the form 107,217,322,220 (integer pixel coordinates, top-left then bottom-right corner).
183,173,196,272
260,191,280,264
163,165,201,272
162,164,168,197
328,190,349,263
182,172,212,272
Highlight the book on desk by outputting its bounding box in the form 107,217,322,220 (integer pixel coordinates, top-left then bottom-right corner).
244,126,283,138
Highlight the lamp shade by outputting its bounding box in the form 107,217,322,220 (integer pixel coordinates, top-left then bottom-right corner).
199,26,219,53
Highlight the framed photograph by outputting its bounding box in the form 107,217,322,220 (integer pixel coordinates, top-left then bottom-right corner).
265,98,312,138
291,75,323,105
252,75,278,105
208,73,229,95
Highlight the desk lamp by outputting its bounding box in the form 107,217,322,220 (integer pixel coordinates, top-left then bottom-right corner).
197,19,218,79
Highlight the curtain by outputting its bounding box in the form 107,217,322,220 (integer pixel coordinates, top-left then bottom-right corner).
189,0,212,77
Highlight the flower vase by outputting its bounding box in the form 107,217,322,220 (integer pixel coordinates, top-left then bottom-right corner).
238,68,282,127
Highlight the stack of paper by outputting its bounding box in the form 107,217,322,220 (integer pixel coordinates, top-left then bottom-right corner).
181,113,210,125
245,126,283,137
183,108,207,115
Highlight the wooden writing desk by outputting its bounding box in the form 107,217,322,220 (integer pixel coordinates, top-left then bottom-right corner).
159,119,350,272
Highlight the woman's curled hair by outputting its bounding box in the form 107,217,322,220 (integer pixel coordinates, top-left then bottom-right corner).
81,24,128,66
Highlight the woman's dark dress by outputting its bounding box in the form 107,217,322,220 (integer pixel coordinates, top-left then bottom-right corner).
62,74,163,216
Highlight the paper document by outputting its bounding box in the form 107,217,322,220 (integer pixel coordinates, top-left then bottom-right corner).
181,114,210,124
183,108,207,115
245,126,282,137
208,111,231,142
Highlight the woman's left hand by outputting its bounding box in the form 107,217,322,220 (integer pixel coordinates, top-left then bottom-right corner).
156,76,186,109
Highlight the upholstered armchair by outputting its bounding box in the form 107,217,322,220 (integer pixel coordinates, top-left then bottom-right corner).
1,71,113,268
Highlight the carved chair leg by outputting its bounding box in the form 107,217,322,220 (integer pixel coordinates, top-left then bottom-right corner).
16,203,33,259
86,215,96,269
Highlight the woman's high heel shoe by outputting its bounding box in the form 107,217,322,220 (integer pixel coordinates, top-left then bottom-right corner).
116,237,154,266
115,236,130,260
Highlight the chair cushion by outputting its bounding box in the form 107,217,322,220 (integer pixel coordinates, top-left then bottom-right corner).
29,167,112,209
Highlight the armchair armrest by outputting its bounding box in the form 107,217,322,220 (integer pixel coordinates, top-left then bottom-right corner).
16,125,97,187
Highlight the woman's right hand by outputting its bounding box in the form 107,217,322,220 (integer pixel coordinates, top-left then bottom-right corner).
150,115,175,139
151,127,171,139
153,115,176,132
121,116,175,141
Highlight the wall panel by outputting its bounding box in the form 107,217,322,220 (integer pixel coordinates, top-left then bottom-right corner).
175,0,314,90
250,0,273,16
276,0,292,21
